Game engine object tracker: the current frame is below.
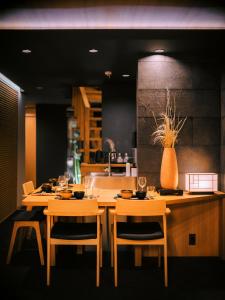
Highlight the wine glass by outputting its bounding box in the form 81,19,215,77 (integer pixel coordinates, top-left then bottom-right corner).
147,185,156,198
84,177,94,198
58,175,66,189
138,176,147,191
64,171,70,188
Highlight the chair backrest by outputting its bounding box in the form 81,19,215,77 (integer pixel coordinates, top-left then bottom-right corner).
47,199,98,217
115,199,166,217
23,181,35,195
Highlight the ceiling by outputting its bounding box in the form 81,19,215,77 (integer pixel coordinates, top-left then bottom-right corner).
0,1,225,104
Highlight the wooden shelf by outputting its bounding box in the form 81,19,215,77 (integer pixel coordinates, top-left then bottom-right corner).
81,163,127,167
90,127,102,131
90,117,102,121
72,86,102,163
80,163,131,179
90,108,102,112
89,137,102,141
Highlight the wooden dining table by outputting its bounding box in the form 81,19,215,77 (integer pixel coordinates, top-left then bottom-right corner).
22,186,225,263
22,184,225,209
22,185,172,266
22,187,118,209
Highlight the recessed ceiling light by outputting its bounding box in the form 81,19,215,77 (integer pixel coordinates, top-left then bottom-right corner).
36,86,43,90
22,49,31,54
154,49,165,53
104,71,112,78
89,49,98,53
122,74,130,78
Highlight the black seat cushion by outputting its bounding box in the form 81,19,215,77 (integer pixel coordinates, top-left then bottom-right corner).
116,222,164,240
12,209,45,222
51,222,97,240
32,206,46,214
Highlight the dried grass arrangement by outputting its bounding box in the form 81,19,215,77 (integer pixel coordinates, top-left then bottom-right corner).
105,138,116,152
152,89,187,148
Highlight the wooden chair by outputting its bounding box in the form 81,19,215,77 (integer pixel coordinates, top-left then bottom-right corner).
6,208,45,265
44,199,104,286
22,180,35,196
112,199,168,287
7,181,45,265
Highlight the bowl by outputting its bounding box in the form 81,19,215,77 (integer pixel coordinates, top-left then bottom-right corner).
135,190,146,199
120,189,133,199
74,191,85,199
59,190,73,199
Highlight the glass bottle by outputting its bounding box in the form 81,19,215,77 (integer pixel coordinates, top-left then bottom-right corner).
117,152,123,163
123,152,129,163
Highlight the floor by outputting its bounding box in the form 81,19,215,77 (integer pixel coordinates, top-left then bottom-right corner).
0,213,225,300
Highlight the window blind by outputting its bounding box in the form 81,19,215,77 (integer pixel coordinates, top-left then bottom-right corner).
0,80,18,222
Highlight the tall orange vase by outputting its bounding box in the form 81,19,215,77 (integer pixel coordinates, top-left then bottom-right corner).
160,147,178,189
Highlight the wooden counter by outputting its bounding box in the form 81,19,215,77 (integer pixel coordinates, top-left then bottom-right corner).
22,189,225,258
85,175,137,190
80,163,128,178
143,191,225,259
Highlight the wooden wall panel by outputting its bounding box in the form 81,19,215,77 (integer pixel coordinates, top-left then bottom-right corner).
144,199,220,257
0,80,18,221
167,200,219,256
25,105,36,187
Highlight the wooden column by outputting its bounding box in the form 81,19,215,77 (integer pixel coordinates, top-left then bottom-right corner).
25,105,36,187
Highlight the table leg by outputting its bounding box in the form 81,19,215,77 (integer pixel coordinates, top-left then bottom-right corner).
134,246,142,266
76,216,84,254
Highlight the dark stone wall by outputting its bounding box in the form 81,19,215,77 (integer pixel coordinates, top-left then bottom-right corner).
102,83,136,158
36,104,68,186
137,55,221,189
221,72,225,191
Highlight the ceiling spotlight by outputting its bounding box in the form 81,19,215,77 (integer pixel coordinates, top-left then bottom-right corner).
154,49,165,53
22,49,31,54
105,71,112,78
89,49,98,53
122,74,130,78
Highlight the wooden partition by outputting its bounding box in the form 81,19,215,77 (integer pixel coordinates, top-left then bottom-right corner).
72,86,102,163
167,199,220,256
25,105,36,187
85,175,137,190
143,196,223,257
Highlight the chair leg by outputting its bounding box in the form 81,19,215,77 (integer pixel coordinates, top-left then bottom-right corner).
50,217,56,266
110,228,113,267
50,245,56,266
114,241,118,287
7,223,20,264
16,227,26,252
164,245,168,287
100,232,103,268
33,222,44,265
96,241,100,287
47,237,51,286
158,246,161,267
